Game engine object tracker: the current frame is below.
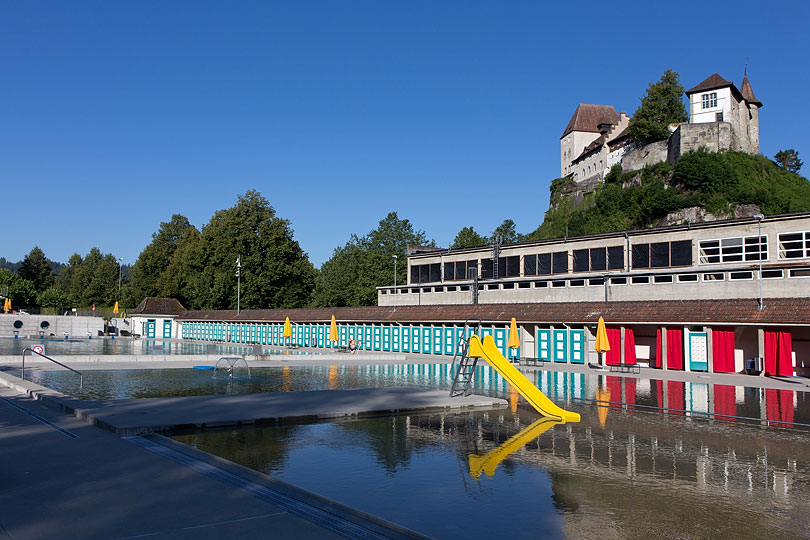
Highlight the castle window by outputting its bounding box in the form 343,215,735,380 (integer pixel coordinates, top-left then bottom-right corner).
702,92,717,109
716,112,724,122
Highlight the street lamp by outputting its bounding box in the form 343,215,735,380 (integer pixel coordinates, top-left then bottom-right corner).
753,214,764,311
392,255,398,312
117,257,123,301
236,256,241,314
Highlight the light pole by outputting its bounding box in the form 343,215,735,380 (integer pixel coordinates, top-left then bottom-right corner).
754,214,764,311
117,257,123,301
392,255,398,312
236,257,241,314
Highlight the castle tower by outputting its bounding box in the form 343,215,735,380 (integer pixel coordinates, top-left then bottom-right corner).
739,75,763,154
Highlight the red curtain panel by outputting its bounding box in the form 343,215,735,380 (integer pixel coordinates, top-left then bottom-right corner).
713,384,737,419
764,329,794,377
655,328,662,369
624,328,637,365
666,327,684,370
605,327,622,365
766,388,795,428
712,328,736,373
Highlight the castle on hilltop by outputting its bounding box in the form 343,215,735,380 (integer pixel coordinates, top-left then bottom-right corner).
560,73,763,185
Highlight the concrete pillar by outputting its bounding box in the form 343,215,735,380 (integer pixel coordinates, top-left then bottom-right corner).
662,327,668,371
758,327,765,377
707,326,714,374
620,325,626,363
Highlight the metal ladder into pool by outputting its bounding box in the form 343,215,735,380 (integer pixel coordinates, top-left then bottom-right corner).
450,319,482,397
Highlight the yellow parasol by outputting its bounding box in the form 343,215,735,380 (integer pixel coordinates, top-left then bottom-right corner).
4,297,11,313
594,317,610,353
508,317,520,349
113,301,119,315
283,317,291,338
329,315,339,343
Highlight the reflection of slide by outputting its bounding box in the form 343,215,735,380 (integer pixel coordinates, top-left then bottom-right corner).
469,417,562,477
467,334,581,423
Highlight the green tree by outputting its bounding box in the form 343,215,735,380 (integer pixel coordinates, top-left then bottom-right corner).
17,246,55,294
184,190,316,310
129,214,199,304
0,268,37,307
57,249,121,306
37,287,75,310
491,219,522,244
313,212,432,307
451,226,487,249
774,149,803,173
627,69,687,146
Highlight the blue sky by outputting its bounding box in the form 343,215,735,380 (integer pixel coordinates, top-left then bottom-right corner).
3,1,808,268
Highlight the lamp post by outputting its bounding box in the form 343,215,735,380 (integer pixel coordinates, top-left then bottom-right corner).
236,256,241,314
754,214,764,311
392,255,398,312
117,257,123,301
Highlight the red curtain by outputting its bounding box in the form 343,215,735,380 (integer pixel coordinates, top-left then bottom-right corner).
667,381,684,414
765,389,795,427
605,327,622,365
624,328,637,365
764,329,794,377
666,327,684,370
654,328,663,369
713,384,737,419
712,328,736,373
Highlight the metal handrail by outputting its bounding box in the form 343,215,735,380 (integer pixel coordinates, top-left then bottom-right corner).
21,348,83,389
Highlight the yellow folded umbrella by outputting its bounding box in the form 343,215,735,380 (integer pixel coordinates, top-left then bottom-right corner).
329,315,339,343
507,317,520,349
283,316,291,338
594,316,611,353
113,301,119,315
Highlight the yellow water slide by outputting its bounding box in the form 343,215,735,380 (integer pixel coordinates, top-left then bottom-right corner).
468,417,562,477
467,334,581,423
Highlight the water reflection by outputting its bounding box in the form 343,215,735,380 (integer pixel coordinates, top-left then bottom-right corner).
11,363,810,428
175,406,810,539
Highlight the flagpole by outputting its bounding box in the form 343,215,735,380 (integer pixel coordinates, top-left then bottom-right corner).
236,256,241,314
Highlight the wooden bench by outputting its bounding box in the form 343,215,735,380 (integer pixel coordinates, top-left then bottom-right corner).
609,363,640,374
520,357,546,367
335,345,349,353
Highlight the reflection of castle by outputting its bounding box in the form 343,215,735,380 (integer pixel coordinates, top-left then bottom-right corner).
560,72,763,184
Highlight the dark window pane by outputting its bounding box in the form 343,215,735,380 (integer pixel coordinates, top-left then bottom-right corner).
590,247,607,271
467,261,478,279
538,253,551,275
651,242,670,267
552,251,568,274
632,243,650,269
419,265,429,283
411,266,419,284
506,256,519,277
524,255,537,276
481,259,493,279
495,257,505,279
444,263,454,281
670,240,692,266
429,263,441,282
573,249,589,272
608,246,624,270
455,261,466,280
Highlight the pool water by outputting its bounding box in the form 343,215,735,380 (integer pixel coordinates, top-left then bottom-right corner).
0,336,319,356
173,405,810,539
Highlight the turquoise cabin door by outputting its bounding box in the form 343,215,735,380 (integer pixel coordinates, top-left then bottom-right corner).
373,326,381,350
569,329,585,364
340,326,348,346
364,325,373,350
163,319,172,339
444,327,455,355
493,328,507,357
553,330,568,363
688,331,709,372
392,326,400,352
382,326,391,351
318,325,325,347
411,326,421,353
146,319,156,338
433,327,443,355
401,326,411,353
422,326,432,354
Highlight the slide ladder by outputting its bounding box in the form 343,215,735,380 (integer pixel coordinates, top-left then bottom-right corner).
457,333,580,423
450,320,481,397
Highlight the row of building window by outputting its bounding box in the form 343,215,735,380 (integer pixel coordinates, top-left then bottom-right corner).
409,232,810,284
702,92,718,109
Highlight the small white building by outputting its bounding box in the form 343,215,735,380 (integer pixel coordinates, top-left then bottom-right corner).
128,297,186,339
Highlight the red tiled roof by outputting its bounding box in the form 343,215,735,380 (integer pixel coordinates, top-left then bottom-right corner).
686,73,733,94
561,104,619,138
740,75,763,107
179,298,810,326
130,297,187,316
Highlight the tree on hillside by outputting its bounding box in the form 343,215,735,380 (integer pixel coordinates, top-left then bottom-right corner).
313,212,432,307
627,69,688,147
57,249,121,306
774,149,803,173
184,190,316,310
451,226,487,249
37,287,74,310
129,214,199,304
18,246,55,294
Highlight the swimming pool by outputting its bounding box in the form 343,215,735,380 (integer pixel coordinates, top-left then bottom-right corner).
11,363,810,428
0,336,320,356
173,405,810,539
